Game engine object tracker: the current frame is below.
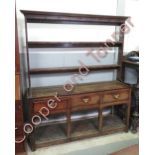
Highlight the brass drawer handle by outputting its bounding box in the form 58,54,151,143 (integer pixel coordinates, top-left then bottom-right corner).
113,94,120,99
82,98,90,103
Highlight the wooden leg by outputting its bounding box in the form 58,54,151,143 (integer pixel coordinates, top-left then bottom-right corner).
122,63,125,82
27,130,36,151
98,106,103,132
126,104,131,132
67,110,71,138
111,106,115,116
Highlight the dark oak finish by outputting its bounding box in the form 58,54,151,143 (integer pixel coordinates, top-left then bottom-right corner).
15,74,21,100
21,10,128,25
15,14,20,73
20,10,131,151
33,99,67,115
21,10,129,91
30,65,120,74
15,101,24,137
103,89,130,104
15,139,27,155
71,93,100,109
28,41,122,48
28,81,131,150
29,81,129,98
117,25,124,81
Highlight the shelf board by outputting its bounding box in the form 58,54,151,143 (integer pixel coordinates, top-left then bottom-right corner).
102,114,126,131
28,41,122,48
21,10,129,25
71,118,98,138
29,81,130,98
30,65,120,74
35,109,111,128
36,123,67,146
34,114,126,148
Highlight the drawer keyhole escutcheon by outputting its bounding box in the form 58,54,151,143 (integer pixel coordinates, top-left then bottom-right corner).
113,94,120,99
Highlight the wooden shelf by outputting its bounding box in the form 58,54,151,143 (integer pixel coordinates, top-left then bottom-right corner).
102,115,126,131
71,118,98,138
30,65,120,74
35,114,126,148
36,109,111,128
21,10,129,25
35,123,67,147
28,41,123,48
29,80,129,98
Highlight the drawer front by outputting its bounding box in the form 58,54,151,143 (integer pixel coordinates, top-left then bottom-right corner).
103,89,130,103
71,93,100,108
33,98,67,114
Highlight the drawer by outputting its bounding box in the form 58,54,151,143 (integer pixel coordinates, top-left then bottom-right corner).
33,98,67,114
71,93,100,109
103,89,130,103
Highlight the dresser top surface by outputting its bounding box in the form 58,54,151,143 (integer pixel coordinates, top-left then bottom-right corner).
28,80,130,99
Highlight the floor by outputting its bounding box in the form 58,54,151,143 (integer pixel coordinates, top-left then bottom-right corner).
110,144,139,155
27,132,138,155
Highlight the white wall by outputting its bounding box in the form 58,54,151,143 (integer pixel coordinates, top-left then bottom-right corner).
124,0,139,53
122,0,139,84
16,0,138,87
